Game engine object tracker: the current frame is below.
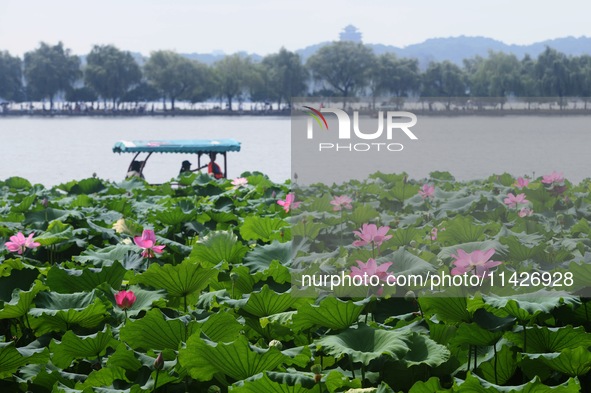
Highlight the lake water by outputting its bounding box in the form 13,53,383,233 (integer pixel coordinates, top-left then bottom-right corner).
0,115,590,187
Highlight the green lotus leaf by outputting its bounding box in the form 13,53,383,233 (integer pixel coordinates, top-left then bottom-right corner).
24,207,83,227
231,371,316,392
206,210,239,225
0,281,43,319
49,326,119,368
133,259,217,299
451,323,502,347
524,347,591,377
105,344,143,372
67,178,107,195
33,219,75,246
477,345,519,385
387,248,436,277
292,297,368,331
74,244,138,266
409,377,452,393
227,285,298,317
29,290,109,333
189,230,249,267
240,215,289,242
46,261,126,293
419,293,471,323
458,372,580,392
199,311,244,343
349,204,381,227
402,332,451,367
0,341,49,379
482,290,580,319
505,325,591,353
17,363,87,390
179,335,310,381
148,206,195,226
4,176,32,190
74,366,129,390
119,308,198,350
316,324,410,366
11,194,36,213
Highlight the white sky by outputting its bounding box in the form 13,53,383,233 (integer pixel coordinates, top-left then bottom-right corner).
0,0,590,57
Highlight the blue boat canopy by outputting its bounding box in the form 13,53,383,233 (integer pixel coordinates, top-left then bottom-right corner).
113,139,241,154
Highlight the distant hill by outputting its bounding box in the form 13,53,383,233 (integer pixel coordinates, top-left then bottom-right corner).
164,35,591,68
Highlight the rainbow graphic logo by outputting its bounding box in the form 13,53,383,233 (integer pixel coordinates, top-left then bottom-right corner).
303,106,329,130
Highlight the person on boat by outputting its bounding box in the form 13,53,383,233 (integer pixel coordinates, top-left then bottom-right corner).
207,153,223,179
179,160,192,175
126,160,145,179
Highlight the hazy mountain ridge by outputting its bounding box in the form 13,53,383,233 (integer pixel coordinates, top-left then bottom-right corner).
176,35,591,66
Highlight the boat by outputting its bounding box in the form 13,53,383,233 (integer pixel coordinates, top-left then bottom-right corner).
112,139,241,179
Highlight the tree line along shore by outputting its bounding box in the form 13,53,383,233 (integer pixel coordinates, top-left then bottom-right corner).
0,41,590,114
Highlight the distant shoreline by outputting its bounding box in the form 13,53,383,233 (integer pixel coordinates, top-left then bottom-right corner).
2,108,591,118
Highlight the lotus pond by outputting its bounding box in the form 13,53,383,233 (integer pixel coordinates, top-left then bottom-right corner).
0,171,590,392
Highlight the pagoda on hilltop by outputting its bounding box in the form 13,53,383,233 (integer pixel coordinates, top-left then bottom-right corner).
339,25,362,43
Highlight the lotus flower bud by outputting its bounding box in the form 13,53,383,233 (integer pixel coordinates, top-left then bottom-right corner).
269,339,283,350
154,352,164,370
409,240,417,248
311,364,322,374
207,386,221,393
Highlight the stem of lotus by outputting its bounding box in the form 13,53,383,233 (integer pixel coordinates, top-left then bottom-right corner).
523,322,527,352
467,345,472,372
153,369,160,392
361,366,366,387
184,295,188,313
348,355,356,379
473,345,477,370
124,309,128,320
493,341,498,384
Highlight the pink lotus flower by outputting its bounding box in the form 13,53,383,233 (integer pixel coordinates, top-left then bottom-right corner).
231,177,248,189
350,258,394,283
542,171,564,185
134,229,165,258
5,232,40,254
514,177,530,189
431,227,438,241
330,195,353,211
518,207,533,217
115,290,136,310
418,184,435,199
353,223,392,247
277,193,300,213
451,249,502,277
503,193,529,208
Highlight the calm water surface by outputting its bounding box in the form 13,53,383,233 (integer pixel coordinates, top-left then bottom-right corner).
0,115,590,187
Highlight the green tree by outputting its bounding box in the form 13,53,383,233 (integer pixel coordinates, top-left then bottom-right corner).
213,54,256,110
144,50,207,111
262,48,308,107
373,53,420,108
421,61,466,110
535,47,572,108
23,42,81,109
465,52,521,108
572,55,591,109
516,54,540,109
84,45,142,107
0,51,23,101
307,41,375,106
